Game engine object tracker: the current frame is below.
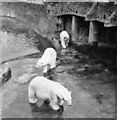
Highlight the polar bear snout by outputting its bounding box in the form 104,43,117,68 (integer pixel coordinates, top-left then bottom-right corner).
64,39,69,47
67,91,72,106
61,41,66,49
68,99,72,106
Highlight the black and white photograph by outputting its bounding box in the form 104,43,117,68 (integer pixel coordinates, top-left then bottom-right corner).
0,0,116,119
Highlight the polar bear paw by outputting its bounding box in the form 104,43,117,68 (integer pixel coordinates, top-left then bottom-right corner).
29,98,38,104
50,104,60,110
58,105,64,114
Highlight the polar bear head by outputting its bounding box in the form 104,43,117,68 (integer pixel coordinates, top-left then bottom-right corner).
60,37,70,49
64,91,72,106
64,37,69,48
58,90,72,106
60,31,70,49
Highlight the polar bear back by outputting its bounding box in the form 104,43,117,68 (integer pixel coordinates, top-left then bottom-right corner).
41,48,57,64
30,76,64,92
29,76,55,99
29,76,71,100
60,31,70,41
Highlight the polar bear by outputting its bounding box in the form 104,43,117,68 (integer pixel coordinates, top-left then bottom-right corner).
28,76,72,110
60,31,70,49
35,48,57,74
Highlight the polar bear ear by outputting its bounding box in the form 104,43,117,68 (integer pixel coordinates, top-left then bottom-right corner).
69,91,72,94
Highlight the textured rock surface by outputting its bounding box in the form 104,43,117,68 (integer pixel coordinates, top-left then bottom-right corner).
46,2,117,27
0,63,12,85
1,2,117,50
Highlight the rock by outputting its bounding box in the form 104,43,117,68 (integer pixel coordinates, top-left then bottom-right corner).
0,67,12,85
76,68,85,72
56,66,65,73
0,63,12,84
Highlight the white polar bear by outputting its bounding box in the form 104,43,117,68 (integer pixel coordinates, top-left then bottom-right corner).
35,48,57,74
28,76,72,110
60,31,70,49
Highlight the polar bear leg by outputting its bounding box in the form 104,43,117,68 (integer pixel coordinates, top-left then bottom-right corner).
50,61,56,69
28,87,38,104
50,101,60,110
58,99,64,106
43,65,49,73
49,93,60,110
